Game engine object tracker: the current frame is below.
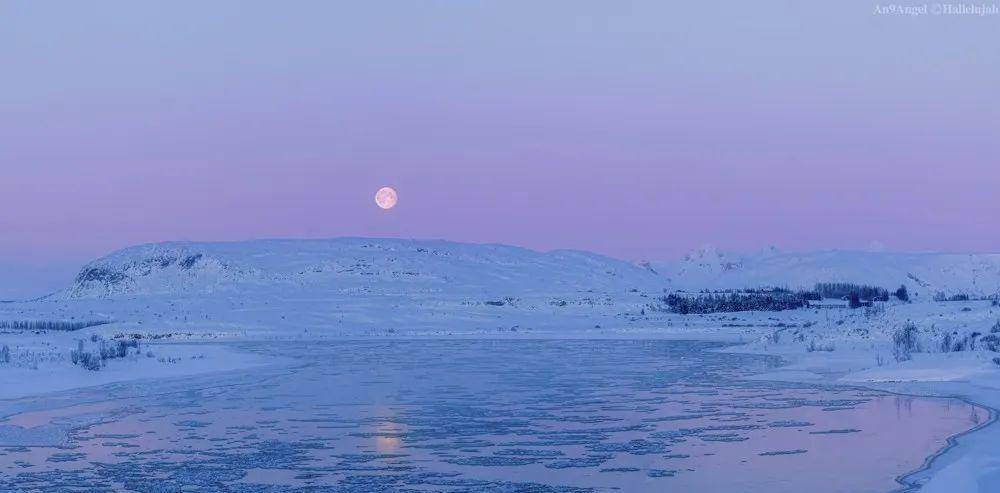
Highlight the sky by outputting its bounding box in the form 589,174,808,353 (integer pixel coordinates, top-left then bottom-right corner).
2,1,998,298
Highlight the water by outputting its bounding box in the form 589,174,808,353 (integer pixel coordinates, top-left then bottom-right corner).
0,339,987,492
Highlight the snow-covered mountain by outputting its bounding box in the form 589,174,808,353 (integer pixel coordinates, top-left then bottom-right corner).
3,239,997,336
651,247,1000,299
63,240,1000,302
66,238,664,299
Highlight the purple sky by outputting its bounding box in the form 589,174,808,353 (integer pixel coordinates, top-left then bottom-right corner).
2,1,998,297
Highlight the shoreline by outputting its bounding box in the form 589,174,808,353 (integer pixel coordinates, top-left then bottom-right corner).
746,367,1000,493
892,393,997,493
0,341,277,402
730,341,1000,493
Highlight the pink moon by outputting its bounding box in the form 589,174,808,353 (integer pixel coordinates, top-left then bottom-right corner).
375,187,398,210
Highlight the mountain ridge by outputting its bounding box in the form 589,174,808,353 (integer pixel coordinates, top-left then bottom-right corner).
54,238,1000,301
65,237,664,300
650,247,1000,299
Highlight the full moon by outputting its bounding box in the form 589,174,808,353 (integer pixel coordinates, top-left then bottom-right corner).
375,187,398,210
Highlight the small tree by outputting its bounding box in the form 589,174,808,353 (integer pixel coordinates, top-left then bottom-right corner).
0,345,10,364
893,322,920,362
849,292,862,309
895,285,909,302
70,340,84,365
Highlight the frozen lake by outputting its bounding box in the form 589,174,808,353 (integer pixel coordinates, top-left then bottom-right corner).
0,339,988,492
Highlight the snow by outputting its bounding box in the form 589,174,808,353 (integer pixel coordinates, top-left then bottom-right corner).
63,237,662,299
650,247,1000,299
0,335,274,400
2,237,1000,490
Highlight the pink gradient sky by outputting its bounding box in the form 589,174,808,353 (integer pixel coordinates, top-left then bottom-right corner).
2,1,998,296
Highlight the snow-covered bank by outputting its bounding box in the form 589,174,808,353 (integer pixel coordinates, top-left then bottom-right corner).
742,348,1000,493
0,335,276,401
718,300,1000,493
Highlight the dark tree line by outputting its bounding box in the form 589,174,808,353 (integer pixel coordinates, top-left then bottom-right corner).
934,292,970,302
665,282,910,314
663,292,807,314
814,283,890,301
0,320,111,331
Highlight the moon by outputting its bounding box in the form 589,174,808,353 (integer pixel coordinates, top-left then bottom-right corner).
375,187,398,210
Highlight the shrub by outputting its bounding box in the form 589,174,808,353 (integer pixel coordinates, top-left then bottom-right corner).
70,341,102,371
895,285,910,302
981,334,1000,352
80,353,101,371
97,339,139,361
70,340,84,365
765,330,782,344
864,304,885,319
70,337,139,371
940,331,987,352
892,322,920,362
117,339,139,358
973,332,983,349
951,336,968,352
849,293,862,309
806,340,835,352
940,332,953,353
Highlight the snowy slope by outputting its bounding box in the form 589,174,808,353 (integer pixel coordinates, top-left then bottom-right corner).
58,240,1000,303
65,238,664,299
651,247,1000,299
1,239,993,337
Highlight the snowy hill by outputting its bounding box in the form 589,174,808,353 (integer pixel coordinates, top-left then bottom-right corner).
66,238,663,300
60,240,1000,303
2,239,994,336
56,238,1000,308
651,247,1000,299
